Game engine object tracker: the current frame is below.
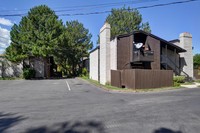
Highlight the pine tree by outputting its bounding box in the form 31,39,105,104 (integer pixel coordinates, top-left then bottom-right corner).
106,6,151,38
6,5,64,62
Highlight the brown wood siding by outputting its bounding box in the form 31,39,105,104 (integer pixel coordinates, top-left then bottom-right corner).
117,35,132,70
145,36,161,70
111,70,121,88
134,69,173,89
194,69,200,79
121,69,135,88
129,35,134,63
111,69,173,89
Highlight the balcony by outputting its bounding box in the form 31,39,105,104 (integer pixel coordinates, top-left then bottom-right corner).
132,50,154,62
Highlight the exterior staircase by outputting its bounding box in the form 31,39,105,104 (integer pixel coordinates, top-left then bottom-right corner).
161,55,191,81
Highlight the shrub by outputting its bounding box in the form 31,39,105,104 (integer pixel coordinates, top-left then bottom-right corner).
23,68,36,79
81,67,89,77
173,76,185,83
173,82,180,87
173,76,185,87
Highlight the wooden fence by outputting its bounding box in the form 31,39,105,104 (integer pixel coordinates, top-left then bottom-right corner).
111,70,121,88
111,69,173,89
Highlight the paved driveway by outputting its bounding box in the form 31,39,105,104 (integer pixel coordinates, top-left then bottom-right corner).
0,78,200,133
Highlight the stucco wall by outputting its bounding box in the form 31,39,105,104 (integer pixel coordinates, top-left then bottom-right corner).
179,33,193,78
89,49,99,81
100,43,110,84
110,38,117,71
100,23,111,85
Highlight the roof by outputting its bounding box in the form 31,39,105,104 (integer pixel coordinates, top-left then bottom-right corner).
169,39,180,43
115,30,186,53
89,45,100,53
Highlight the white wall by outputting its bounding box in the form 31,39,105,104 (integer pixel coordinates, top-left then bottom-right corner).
110,38,117,71
179,33,193,78
89,49,99,81
100,43,109,84
90,22,115,84
100,23,111,85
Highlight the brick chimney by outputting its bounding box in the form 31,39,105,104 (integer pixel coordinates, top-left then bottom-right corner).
179,32,193,78
100,22,111,85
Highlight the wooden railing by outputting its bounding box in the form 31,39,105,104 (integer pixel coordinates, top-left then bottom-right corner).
161,55,191,80
133,50,154,62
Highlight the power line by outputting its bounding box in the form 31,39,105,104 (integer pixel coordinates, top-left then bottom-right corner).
54,0,156,9
0,0,157,17
136,0,199,9
0,0,157,13
58,0,200,16
0,0,198,17
54,0,158,12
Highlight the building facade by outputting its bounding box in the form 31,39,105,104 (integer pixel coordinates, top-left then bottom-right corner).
90,23,193,87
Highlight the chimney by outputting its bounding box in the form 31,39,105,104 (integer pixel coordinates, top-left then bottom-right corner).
100,22,111,85
100,22,111,45
179,32,193,78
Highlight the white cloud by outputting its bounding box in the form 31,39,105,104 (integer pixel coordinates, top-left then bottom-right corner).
0,48,5,54
0,42,7,48
0,17,13,26
0,26,10,53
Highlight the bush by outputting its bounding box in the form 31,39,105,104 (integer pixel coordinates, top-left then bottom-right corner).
81,68,89,77
173,82,180,87
23,68,36,79
173,76,185,87
173,76,185,83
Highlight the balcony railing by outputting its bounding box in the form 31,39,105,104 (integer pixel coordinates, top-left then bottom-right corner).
133,50,154,62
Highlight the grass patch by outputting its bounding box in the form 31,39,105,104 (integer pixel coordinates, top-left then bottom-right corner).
195,80,200,83
80,76,132,91
181,82,195,85
80,77,181,93
0,77,22,80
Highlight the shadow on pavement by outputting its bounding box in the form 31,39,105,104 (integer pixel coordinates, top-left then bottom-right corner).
0,112,26,133
153,127,182,133
23,120,106,133
31,77,76,80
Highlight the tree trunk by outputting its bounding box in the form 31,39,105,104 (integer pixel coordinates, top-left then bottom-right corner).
72,63,75,77
44,57,50,79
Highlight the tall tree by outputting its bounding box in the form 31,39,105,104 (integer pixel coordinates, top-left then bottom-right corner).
55,20,93,76
194,54,200,69
5,24,27,62
106,6,151,38
6,5,64,62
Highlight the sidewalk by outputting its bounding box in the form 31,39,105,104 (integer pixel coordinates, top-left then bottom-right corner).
181,82,200,88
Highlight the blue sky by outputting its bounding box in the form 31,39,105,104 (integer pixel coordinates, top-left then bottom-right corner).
0,0,199,54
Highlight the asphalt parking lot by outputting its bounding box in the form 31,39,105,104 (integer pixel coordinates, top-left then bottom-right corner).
0,78,200,133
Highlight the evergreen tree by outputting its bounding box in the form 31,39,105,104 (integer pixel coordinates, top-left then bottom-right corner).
6,5,64,62
194,54,200,69
106,6,151,38
55,20,93,76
